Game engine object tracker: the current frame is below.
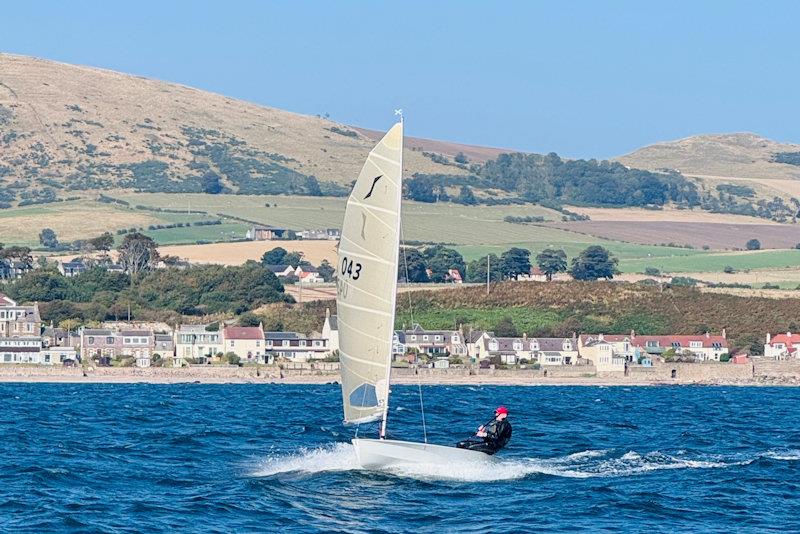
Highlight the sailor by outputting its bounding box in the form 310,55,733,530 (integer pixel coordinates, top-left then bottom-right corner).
456,406,512,455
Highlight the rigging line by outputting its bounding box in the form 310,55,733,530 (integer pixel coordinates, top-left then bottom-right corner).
400,220,427,443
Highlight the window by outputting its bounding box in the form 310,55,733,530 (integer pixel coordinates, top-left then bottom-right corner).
107,337,114,344
423,335,429,341
563,341,572,350
690,341,702,348
434,335,441,341
671,342,681,348
282,340,289,347
88,337,95,344
266,340,273,347
299,340,306,347
452,334,460,343
256,341,260,347
646,340,659,348
230,340,235,347
712,342,722,349
410,335,417,341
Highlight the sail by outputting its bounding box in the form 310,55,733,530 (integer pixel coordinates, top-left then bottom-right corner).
337,122,403,425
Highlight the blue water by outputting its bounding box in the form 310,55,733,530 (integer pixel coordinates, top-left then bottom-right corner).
1,384,798,533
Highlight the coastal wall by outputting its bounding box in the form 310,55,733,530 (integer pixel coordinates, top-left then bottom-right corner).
1,360,798,385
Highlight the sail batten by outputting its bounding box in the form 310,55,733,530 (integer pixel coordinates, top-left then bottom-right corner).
337,121,403,426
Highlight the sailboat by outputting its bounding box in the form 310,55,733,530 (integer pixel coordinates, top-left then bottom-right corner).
336,117,491,469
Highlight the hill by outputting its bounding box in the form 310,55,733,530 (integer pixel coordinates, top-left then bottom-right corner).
0,53,498,200
617,132,800,182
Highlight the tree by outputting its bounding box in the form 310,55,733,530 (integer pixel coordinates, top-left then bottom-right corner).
456,185,477,205
644,267,661,276
405,176,437,203
283,251,307,267
423,245,465,283
318,259,335,282
261,247,288,265
570,246,618,281
89,232,114,252
500,247,532,280
398,248,429,283
745,238,761,250
7,271,69,301
466,254,502,283
118,232,159,275
238,312,262,327
536,248,567,281
494,316,518,337
39,228,58,249
0,246,33,268
454,152,468,164
202,172,223,194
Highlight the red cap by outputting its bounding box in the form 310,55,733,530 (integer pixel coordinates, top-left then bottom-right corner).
495,406,508,415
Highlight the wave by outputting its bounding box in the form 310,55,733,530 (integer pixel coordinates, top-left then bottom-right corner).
249,444,800,483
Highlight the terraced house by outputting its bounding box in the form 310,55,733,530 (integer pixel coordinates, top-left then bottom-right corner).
472,333,578,365
174,324,224,362
401,324,467,358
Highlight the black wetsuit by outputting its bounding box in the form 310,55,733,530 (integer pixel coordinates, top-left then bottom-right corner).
457,417,512,455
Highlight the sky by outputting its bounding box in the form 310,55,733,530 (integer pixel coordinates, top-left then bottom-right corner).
1,1,799,158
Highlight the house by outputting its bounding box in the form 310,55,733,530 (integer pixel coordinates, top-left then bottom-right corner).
39,346,77,366
105,263,125,274
58,259,88,277
764,332,800,360
0,337,43,364
578,334,628,373
264,264,296,277
401,324,467,357
0,295,41,337
446,269,463,284
246,226,288,240
321,310,339,354
473,333,578,365
299,228,340,240
465,330,492,362
174,324,224,362
392,331,406,358
628,332,729,362
223,325,266,362
264,331,329,362
296,266,323,283
154,333,174,357
79,328,118,363
118,330,155,365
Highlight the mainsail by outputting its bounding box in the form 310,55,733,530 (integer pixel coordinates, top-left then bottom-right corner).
336,121,403,428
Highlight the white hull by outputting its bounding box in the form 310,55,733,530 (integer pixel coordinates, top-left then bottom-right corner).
353,438,492,469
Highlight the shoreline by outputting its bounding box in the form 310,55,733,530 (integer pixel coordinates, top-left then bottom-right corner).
0,365,797,386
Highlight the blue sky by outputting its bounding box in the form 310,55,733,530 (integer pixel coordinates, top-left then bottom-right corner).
1,1,798,158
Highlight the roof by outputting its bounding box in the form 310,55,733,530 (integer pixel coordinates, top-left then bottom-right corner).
534,337,575,351
83,329,113,336
119,330,151,337
580,334,728,349
61,260,86,268
0,294,15,306
177,324,217,333
154,334,172,342
768,333,800,347
264,331,302,340
224,326,264,340
264,264,293,273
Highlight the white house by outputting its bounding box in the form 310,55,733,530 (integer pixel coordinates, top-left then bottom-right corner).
765,332,800,360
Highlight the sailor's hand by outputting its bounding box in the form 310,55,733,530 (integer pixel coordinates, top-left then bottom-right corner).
476,430,487,437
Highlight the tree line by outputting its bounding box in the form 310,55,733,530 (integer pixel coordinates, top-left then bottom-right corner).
398,244,618,283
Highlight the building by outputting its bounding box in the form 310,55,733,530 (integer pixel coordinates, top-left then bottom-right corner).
264,264,296,277
472,333,578,365
0,294,41,337
246,226,288,240
118,330,155,365
174,324,224,362
223,325,266,363
321,310,339,354
0,337,43,364
578,334,627,373
264,331,329,362
58,259,88,277
764,332,800,360
401,324,467,357
297,266,323,284
299,228,340,240
39,346,77,365
79,328,118,363
631,333,729,362
154,333,174,357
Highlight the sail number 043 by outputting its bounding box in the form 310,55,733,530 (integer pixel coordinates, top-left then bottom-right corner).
340,257,362,280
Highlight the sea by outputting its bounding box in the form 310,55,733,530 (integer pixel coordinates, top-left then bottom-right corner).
0,383,798,533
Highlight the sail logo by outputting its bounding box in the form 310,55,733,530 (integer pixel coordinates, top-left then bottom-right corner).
364,175,382,199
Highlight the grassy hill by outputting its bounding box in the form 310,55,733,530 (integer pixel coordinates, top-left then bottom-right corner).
616,132,800,185
0,53,507,200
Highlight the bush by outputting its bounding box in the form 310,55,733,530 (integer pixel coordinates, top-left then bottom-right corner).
723,266,736,274
745,238,761,251
644,267,661,276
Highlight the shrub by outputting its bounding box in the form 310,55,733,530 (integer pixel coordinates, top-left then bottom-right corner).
745,238,761,250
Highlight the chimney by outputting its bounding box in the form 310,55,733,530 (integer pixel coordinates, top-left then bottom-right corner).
766,332,771,343
598,333,604,341
325,308,330,319
788,331,792,338
705,331,710,338
722,328,727,339
630,329,635,339
523,332,527,341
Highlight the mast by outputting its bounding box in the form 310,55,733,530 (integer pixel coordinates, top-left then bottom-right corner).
380,110,404,439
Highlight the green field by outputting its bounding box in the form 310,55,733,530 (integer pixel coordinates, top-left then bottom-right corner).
622,249,800,274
